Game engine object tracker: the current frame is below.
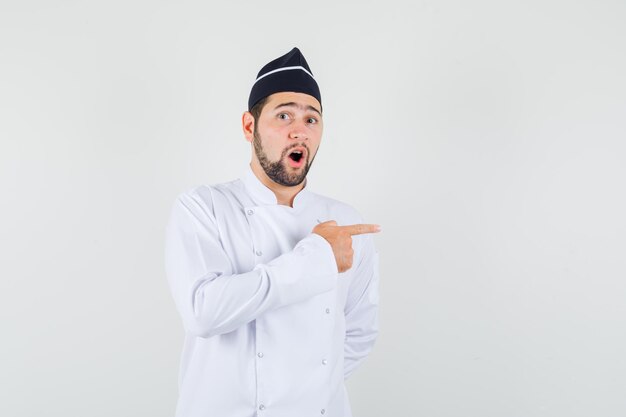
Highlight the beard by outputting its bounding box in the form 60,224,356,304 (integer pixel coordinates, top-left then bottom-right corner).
252,126,316,187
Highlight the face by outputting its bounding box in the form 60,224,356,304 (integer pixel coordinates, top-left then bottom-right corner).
245,91,323,187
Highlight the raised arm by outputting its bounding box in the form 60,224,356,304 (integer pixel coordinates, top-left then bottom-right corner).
164,193,338,339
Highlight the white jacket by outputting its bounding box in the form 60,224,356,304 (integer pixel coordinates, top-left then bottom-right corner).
165,164,380,417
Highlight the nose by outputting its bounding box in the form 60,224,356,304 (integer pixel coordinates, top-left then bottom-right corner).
288,120,308,140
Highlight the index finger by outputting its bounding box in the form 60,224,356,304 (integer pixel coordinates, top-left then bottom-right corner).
339,224,382,235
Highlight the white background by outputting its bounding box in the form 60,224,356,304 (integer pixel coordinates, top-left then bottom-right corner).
1,1,625,416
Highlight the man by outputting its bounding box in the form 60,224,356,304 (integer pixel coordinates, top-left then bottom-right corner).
165,47,381,417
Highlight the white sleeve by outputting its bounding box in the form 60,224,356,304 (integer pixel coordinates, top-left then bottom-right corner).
343,231,380,380
164,193,338,339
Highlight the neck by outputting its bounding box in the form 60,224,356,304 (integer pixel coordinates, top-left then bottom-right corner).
250,161,305,207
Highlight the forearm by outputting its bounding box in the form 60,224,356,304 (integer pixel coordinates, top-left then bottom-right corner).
343,236,380,379
167,233,338,338
344,318,379,379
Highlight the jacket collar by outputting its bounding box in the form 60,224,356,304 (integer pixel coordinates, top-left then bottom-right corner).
240,163,312,209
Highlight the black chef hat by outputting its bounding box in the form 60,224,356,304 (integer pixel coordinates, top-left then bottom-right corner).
248,47,322,112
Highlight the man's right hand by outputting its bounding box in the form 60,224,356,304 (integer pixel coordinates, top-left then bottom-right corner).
312,220,381,273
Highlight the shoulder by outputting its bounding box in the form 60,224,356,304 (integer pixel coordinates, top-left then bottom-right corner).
308,191,366,225
170,178,242,224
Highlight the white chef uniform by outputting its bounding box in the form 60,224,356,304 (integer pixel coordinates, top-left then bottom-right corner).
165,164,380,417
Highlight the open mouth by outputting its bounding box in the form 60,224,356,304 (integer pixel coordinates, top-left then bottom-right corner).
288,150,304,163
287,145,309,168
287,149,306,168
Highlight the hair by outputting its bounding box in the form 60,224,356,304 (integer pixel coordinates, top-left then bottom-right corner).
250,96,269,123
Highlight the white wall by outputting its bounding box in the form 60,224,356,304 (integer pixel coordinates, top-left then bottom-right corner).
1,1,625,416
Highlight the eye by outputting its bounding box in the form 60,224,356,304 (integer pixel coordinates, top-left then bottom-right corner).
277,113,290,120
307,117,318,124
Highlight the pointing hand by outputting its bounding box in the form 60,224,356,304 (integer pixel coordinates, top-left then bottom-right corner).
312,220,381,273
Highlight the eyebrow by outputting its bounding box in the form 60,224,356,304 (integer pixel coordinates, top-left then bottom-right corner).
273,102,322,117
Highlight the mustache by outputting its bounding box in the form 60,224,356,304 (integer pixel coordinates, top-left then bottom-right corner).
283,144,309,155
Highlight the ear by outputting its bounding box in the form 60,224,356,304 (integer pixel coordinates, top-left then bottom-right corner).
242,111,255,144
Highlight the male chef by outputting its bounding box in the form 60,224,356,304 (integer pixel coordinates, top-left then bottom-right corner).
165,47,381,417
